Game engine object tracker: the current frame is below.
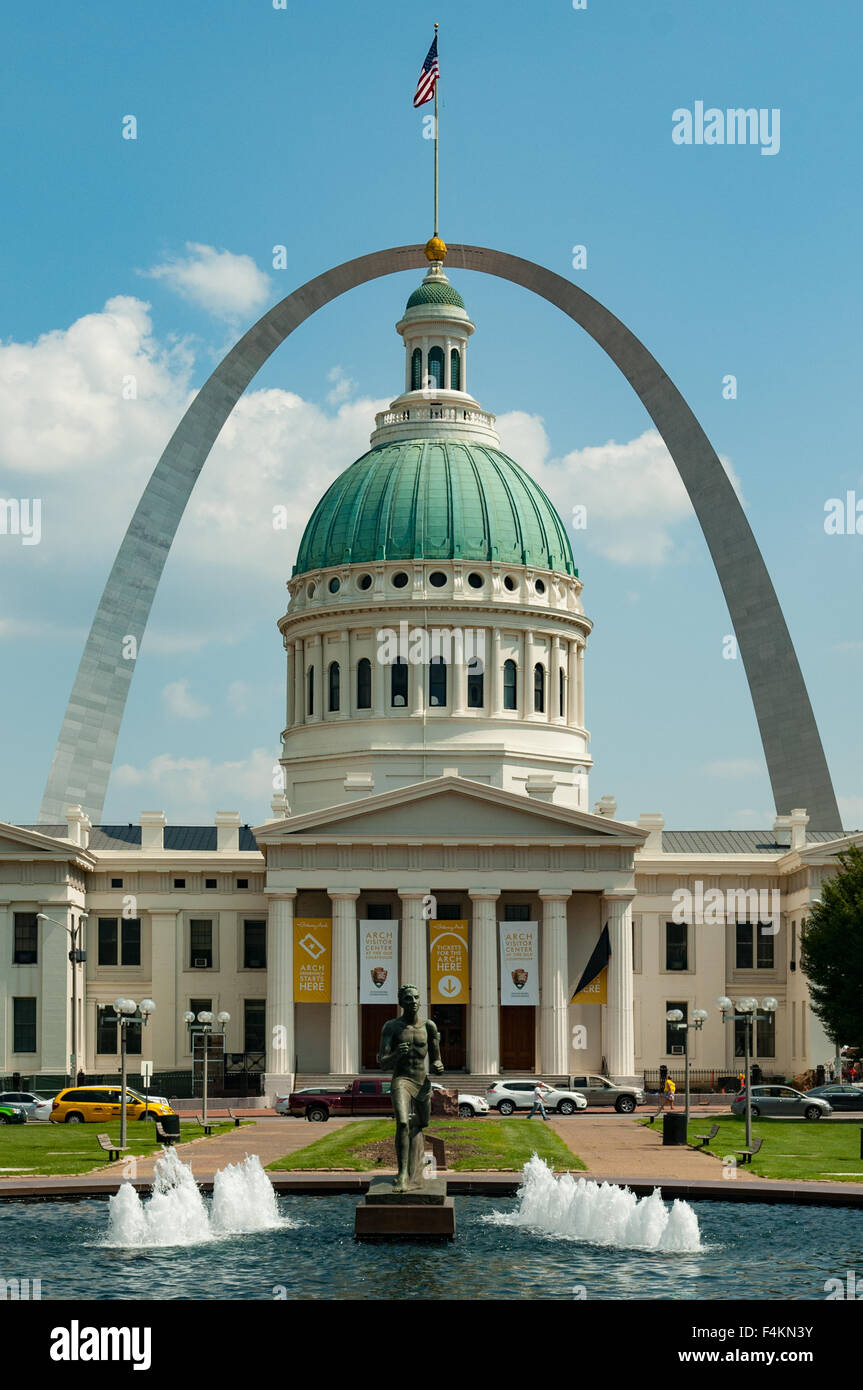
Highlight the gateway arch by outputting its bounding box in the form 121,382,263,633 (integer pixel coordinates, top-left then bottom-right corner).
38,244,842,830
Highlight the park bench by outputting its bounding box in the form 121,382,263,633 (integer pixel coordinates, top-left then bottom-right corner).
154,1119,178,1146
97,1133,128,1162
227,1108,244,1128
689,1123,719,1150
733,1136,764,1165
194,1113,215,1136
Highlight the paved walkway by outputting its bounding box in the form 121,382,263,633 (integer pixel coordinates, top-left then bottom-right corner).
547,1111,768,1183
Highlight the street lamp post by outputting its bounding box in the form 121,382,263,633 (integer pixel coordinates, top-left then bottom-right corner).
717,996,778,1149
37,911,88,1083
112,998,156,1148
183,1010,230,1125
665,1007,709,1127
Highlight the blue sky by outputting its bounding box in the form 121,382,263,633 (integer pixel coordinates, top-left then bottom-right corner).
1,0,861,830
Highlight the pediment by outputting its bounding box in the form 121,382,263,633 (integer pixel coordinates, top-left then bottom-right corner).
0,822,83,857
255,778,647,845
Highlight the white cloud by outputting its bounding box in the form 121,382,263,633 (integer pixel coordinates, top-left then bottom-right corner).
326,366,356,404
162,679,209,719
495,417,743,567
837,795,863,829
141,243,271,320
112,746,278,820
227,680,252,715
702,758,764,780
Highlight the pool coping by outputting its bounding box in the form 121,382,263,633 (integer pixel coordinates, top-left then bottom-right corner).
3,1171,863,1206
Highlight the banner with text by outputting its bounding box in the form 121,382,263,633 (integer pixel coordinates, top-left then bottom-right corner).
499,922,539,1005
571,966,607,1006
429,920,470,1004
293,918,331,1003
359,920,399,1003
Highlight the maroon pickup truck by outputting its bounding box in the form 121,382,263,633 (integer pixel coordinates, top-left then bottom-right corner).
290,1079,393,1122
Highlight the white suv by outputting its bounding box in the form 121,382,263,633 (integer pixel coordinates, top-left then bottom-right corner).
486,1080,587,1115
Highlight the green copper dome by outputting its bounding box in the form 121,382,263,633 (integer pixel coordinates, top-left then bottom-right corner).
405,281,466,310
292,439,575,577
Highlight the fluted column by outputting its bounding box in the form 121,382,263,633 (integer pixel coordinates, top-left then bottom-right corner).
329,889,360,1074
539,890,571,1074
491,627,503,715
567,639,578,726
577,642,585,728
525,628,537,716
468,888,500,1075
551,635,564,723
374,648,387,718
410,654,424,716
517,631,526,714
604,892,636,1078
308,634,323,723
265,890,296,1090
293,637,305,727
398,889,430,1010
285,642,294,729
453,637,467,715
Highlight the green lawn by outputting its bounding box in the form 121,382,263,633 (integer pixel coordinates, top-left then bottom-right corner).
268,1118,586,1173
643,1114,863,1183
0,1120,238,1176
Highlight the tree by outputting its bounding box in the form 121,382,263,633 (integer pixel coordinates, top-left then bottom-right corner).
800,845,863,1055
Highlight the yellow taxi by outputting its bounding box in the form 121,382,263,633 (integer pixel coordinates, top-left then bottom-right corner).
49,1086,174,1124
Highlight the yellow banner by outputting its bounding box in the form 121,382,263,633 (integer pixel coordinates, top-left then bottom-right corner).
571,966,607,1006
429,920,470,1004
293,919,331,1003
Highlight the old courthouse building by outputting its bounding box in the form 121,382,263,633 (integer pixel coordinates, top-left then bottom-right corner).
0,243,854,1095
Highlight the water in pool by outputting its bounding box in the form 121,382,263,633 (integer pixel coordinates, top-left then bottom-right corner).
1,1151,858,1300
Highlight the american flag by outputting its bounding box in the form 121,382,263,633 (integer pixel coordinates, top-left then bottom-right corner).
413,35,439,108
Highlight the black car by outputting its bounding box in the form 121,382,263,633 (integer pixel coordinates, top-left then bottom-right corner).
0,1102,26,1125
805,1083,863,1111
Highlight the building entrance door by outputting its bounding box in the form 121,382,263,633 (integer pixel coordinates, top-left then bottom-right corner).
361,1004,392,1070
431,1004,466,1070
500,1006,536,1071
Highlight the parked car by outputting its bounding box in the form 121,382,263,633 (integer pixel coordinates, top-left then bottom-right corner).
0,1090,54,1120
431,1082,489,1118
288,1078,393,1121
804,1084,863,1112
730,1085,832,1120
567,1073,645,1113
0,1102,26,1125
49,1086,175,1124
485,1080,587,1115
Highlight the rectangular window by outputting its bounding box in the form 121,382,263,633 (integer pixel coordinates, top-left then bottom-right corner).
237,878,249,889
756,924,774,969
98,917,119,966
13,913,38,965
205,878,217,889
243,920,267,969
174,878,186,889
736,922,754,969
12,997,37,1053
121,919,141,967
665,1000,687,1054
96,1005,118,1054
190,920,213,969
756,1010,775,1058
436,903,462,920
127,1020,142,1056
187,998,212,1036
504,904,531,921
734,1015,749,1058
665,921,688,971
244,999,266,1053
111,877,123,889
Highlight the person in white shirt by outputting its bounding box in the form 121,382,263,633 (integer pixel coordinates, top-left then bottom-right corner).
527,1083,550,1121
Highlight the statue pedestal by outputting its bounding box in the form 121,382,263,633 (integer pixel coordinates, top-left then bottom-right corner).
355,1178,455,1241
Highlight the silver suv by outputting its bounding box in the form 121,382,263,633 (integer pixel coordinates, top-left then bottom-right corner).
567,1073,645,1113
486,1080,587,1115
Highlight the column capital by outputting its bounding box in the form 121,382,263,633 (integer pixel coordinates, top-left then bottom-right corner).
603,890,637,903
327,888,361,900
468,887,501,901
264,888,297,899
397,887,432,899
539,888,572,901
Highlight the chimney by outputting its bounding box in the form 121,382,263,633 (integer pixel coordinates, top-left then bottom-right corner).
790,807,809,851
269,792,289,820
215,811,242,852
343,774,375,802
594,794,618,819
139,811,166,851
773,814,792,848
64,805,91,849
526,775,556,803
637,812,664,852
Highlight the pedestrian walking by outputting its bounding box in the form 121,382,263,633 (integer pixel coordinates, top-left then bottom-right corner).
662,1076,676,1110
526,1082,550,1121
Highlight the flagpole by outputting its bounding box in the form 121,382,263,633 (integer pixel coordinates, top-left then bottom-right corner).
433,22,439,236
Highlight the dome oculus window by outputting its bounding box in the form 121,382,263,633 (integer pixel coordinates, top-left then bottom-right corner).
328,577,341,594
534,578,546,595
358,574,373,591
503,575,517,592
428,571,447,588
306,583,316,599
392,571,409,589
467,572,484,589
